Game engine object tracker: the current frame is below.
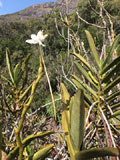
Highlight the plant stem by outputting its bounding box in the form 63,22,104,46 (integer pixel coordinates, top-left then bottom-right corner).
39,46,56,120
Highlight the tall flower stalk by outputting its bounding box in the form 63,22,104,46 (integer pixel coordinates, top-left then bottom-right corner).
39,46,56,120
26,30,56,120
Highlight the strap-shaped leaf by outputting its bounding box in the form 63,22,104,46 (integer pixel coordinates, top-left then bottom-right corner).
85,30,100,69
14,64,20,81
1,75,13,86
62,107,69,135
100,55,120,75
104,76,120,94
88,71,98,85
72,52,95,74
74,61,97,88
21,54,31,87
19,83,33,102
62,98,73,134
61,97,76,160
110,110,120,118
111,102,120,109
71,79,93,105
21,53,31,71
106,90,120,102
72,75,98,99
75,147,119,160
60,83,70,105
32,144,54,160
14,63,23,86
6,49,15,85
70,89,85,150
60,83,71,132
102,34,120,69
102,62,120,84
71,78,84,89
62,118,76,160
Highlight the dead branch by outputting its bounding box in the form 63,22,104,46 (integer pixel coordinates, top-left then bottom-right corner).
76,12,106,29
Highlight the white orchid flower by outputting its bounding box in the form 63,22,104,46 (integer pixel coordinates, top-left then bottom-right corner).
26,30,48,47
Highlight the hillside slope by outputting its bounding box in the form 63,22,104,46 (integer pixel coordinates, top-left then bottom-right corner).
0,0,79,23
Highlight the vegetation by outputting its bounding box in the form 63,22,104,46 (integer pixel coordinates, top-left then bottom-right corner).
0,0,120,159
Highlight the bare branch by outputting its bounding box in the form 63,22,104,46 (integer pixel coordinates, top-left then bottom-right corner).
62,65,77,90
99,107,116,148
27,98,61,118
55,17,68,42
76,12,106,29
88,0,99,15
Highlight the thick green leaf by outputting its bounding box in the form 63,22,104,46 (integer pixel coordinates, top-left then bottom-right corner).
62,106,69,134
85,30,100,68
72,52,95,74
72,75,98,99
26,145,31,155
14,63,20,82
71,79,93,105
71,79,85,91
111,102,120,109
13,63,23,86
61,95,76,160
62,121,76,160
19,83,32,102
60,83,71,133
21,54,31,87
110,110,120,118
61,97,73,134
32,144,54,160
88,71,98,85
104,76,120,94
6,49,15,85
21,53,31,71
60,83,70,105
74,61,97,88
70,89,85,150
102,34,120,69
75,147,119,160
1,75,13,86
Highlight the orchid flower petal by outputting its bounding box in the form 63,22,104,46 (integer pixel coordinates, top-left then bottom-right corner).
26,39,38,44
31,34,38,42
37,30,43,37
37,31,48,42
44,34,48,39
38,41,45,47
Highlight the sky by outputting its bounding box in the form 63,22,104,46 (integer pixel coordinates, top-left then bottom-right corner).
0,0,56,15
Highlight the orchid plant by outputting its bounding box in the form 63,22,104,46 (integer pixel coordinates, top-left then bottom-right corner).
0,48,54,160
0,30,56,160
